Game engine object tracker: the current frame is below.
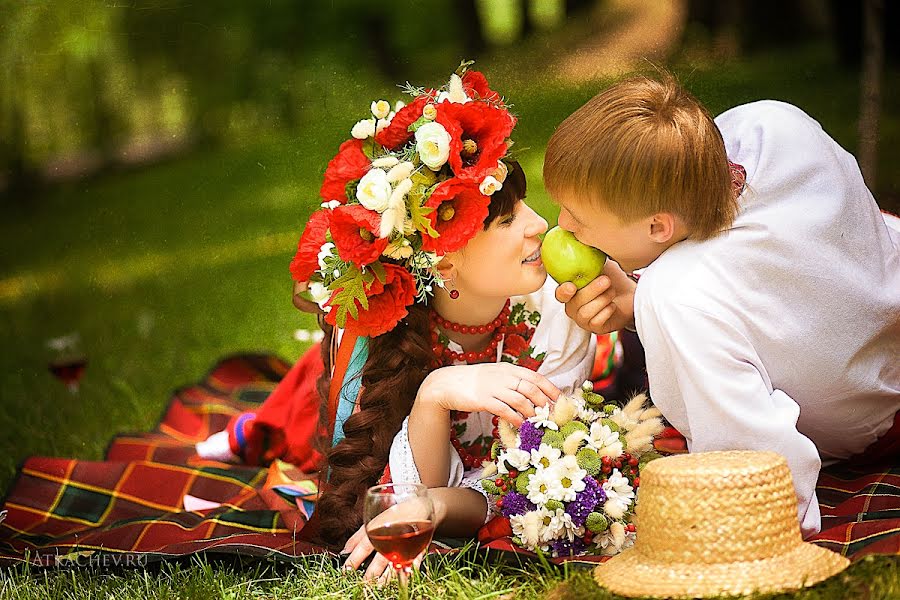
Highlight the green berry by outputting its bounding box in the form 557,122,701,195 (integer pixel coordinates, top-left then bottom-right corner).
586,512,609,533
576,447,602,476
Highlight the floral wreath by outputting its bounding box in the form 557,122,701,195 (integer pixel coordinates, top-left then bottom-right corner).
290,62,518,338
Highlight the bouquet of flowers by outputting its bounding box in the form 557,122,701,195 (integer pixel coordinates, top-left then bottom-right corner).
480,383,665,557
290,61,517,338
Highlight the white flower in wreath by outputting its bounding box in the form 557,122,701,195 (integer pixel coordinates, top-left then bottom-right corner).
497,448,531,474
547,455,587,503
351,118,376,140
356,169,393,212
414,122,452,170
308,281,332,312
371,99,391,120
317,242,336,270
529,443,561,471
525,466,557,505
479,175,502,196
584,422,624,458
531,404,559,431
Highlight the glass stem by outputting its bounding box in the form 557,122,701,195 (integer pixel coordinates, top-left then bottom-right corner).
396,565,411,600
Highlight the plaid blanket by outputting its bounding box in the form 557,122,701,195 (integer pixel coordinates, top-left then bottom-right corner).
1,353,896,567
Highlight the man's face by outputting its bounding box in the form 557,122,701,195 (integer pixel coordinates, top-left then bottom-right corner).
555,193,664,274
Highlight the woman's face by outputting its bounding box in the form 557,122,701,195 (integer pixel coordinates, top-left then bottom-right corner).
451,200,549,299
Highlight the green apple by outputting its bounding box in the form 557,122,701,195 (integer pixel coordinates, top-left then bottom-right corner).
541,226,607,289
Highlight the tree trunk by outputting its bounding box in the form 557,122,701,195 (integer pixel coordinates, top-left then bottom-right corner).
858,0,883,189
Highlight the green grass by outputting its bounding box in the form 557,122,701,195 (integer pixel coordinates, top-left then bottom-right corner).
1,41,898,598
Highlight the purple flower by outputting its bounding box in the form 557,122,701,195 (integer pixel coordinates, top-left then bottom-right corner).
551,536,586,557
518,421,544,452
565,476,605,527
501,492,536,518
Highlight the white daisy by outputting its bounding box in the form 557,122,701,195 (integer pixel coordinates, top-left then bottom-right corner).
585,422,624,458
529,444,561,470
548,455,587,503
525,467,557,505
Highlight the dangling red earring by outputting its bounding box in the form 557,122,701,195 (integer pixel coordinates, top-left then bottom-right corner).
449,289,460,300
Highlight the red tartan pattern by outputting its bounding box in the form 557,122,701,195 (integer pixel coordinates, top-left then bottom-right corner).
1,353,897,566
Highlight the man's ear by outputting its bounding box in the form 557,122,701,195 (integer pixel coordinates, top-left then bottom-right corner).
648,212,678,244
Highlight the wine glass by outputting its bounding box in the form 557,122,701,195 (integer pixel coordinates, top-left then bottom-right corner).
46,333,87,394
364,483,434,600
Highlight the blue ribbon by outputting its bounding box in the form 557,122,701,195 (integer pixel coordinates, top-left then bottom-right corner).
330,335,368,447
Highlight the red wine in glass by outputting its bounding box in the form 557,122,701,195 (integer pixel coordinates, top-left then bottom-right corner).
366,520,435,568
49,358,87,394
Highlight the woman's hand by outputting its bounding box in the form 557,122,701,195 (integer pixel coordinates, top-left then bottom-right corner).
555,259,636,335
341,520,424,584
419,363,560,426
292,281,324,314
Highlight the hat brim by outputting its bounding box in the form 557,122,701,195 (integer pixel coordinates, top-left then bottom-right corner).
593,541,849,598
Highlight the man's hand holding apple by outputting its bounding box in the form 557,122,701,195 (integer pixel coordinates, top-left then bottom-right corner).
555,260,636,335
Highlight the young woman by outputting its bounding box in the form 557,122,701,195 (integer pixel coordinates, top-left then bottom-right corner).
196,67,596,580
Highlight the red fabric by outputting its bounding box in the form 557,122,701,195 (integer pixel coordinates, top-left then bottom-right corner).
229,345,325,472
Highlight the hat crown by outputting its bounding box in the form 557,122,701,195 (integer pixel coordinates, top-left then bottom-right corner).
635,450,801,563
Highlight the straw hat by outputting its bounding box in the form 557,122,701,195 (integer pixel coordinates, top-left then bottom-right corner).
593,450,848,598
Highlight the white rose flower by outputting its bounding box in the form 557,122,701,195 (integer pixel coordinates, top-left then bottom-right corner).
376,113,394,134
386,161,415,183
422,103,438,121
356,169,392,212
317,242,336,270
371,99,391,120
414,122,452,170
350,118,376,140
479,175,503,196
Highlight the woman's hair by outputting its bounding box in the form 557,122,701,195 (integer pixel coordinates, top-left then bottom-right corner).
314,160,526,547
543,73,736,240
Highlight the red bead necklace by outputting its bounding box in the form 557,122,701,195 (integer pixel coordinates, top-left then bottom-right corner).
430,299,512,468
430,299,512,366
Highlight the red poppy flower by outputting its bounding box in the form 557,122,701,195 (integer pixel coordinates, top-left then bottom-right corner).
421,178,490,254
329,204,389,267
289,209,331,282
461,70,502,104
325,263,417,338
374,93,434,150
320,139,371,203
435,101,516,183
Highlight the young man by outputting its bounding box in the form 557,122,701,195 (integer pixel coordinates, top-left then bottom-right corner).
543,74,900,536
